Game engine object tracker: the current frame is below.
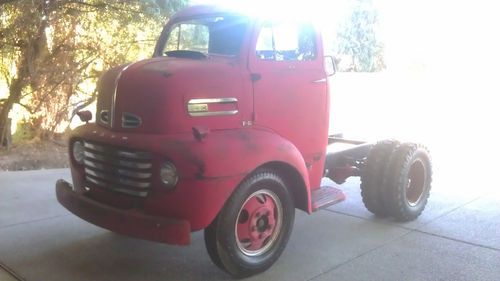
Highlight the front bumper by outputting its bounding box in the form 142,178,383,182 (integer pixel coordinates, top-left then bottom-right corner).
56,179,191,245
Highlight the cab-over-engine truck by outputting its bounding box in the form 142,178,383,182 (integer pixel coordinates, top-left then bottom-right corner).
56,5,432,278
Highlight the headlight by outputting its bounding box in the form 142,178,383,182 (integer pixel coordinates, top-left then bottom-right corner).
72,141,85,164
160,161,178,187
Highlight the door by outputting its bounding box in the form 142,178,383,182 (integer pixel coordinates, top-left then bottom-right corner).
249,21,329,188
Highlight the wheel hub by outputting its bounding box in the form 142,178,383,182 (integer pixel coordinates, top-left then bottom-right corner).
249,206,275,242
235,190,282,256
406,159,426,207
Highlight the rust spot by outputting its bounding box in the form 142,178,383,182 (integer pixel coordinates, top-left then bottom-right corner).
235,131,258,151
161,71,173,78
168,140,206,178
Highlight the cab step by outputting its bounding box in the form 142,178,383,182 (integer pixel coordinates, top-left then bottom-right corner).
311,184,346,211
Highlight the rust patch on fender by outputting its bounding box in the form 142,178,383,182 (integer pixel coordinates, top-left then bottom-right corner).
165,140,206,178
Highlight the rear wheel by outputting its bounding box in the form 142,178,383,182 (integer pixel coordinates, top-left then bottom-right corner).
383,143,432,221
204,170,295,278
360,140,399,217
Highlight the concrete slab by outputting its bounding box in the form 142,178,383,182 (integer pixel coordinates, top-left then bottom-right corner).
420,193,500,250
0,169,71,228
0,266,19,281
311,231,500,281
1,169,499,281
0,207,408,281
326,176,482,230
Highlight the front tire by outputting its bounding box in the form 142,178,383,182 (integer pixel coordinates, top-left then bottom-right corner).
204,170,295,278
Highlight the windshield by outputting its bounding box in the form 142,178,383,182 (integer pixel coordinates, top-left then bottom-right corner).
161,15,249,57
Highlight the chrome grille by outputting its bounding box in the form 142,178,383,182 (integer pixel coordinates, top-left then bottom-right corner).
122,113,141,128
83,141,153,197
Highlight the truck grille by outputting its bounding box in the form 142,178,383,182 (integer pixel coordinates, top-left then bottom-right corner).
83,141,153,197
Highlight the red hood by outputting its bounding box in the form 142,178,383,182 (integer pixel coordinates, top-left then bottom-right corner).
96,56,248,134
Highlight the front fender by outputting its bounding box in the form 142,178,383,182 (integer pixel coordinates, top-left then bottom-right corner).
182,127,312,213
68,124,311,230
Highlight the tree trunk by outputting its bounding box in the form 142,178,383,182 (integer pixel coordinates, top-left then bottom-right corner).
0,52,29,146
0,0,48,146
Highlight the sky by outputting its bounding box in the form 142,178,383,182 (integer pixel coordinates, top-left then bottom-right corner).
191,0,500,72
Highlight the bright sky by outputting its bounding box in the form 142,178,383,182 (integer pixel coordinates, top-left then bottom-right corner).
192,0,500,72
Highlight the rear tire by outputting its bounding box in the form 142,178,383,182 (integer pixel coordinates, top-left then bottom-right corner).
360,140,399,217
383,143,432,221
204,170,295,278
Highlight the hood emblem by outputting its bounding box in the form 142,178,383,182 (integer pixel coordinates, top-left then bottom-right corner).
122,112,142,128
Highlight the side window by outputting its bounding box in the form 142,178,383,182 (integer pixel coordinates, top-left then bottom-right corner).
256,22,317,61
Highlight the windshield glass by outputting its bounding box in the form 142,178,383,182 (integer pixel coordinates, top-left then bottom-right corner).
161,15,249,57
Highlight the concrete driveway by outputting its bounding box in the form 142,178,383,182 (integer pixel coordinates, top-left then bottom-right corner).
0,169,499,281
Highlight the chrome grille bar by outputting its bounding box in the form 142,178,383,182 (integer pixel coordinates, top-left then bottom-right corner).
85,168,150,188
82,140,153,197
84,152,152,169
86,176,148,197
84,142,151,160
83,161,151,179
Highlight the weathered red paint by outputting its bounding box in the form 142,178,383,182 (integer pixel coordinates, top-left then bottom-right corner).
57,5,330,245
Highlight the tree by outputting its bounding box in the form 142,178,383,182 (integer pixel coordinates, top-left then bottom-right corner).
336,0,385,72
0,0,187,145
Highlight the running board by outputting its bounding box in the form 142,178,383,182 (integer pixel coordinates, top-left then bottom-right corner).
311,184,346,211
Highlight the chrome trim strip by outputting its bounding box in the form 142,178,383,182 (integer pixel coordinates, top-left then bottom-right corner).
84,142,151,160
85,168,150,188
187,97,239,117
189,110,239,117
86,176,148,197
84,152,152,169
188,97,238,104
312,78,327,83
110,64,131,128
84,161,152,179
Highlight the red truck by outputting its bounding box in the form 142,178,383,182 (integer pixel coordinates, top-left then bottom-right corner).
56,5,432,278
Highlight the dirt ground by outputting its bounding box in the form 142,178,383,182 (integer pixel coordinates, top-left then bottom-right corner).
0,140,69,171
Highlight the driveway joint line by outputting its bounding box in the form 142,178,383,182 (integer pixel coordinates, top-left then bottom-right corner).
411,228,500,252
0,260,26,281
0,214,68,230
306,230,414,281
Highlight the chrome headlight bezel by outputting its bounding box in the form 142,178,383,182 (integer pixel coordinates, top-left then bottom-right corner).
72,140,85,165
160,161,179,187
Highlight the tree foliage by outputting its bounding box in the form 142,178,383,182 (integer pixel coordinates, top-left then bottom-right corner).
0,0,187,144
336,0,385,72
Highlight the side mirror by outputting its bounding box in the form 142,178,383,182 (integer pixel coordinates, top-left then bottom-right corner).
325,56,336,76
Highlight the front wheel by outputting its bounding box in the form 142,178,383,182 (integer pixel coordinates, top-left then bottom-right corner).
204,170,295,278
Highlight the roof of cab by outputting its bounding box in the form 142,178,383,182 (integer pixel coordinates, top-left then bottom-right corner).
170,5,244,21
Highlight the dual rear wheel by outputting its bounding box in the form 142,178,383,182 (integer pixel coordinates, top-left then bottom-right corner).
360,141,432,221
